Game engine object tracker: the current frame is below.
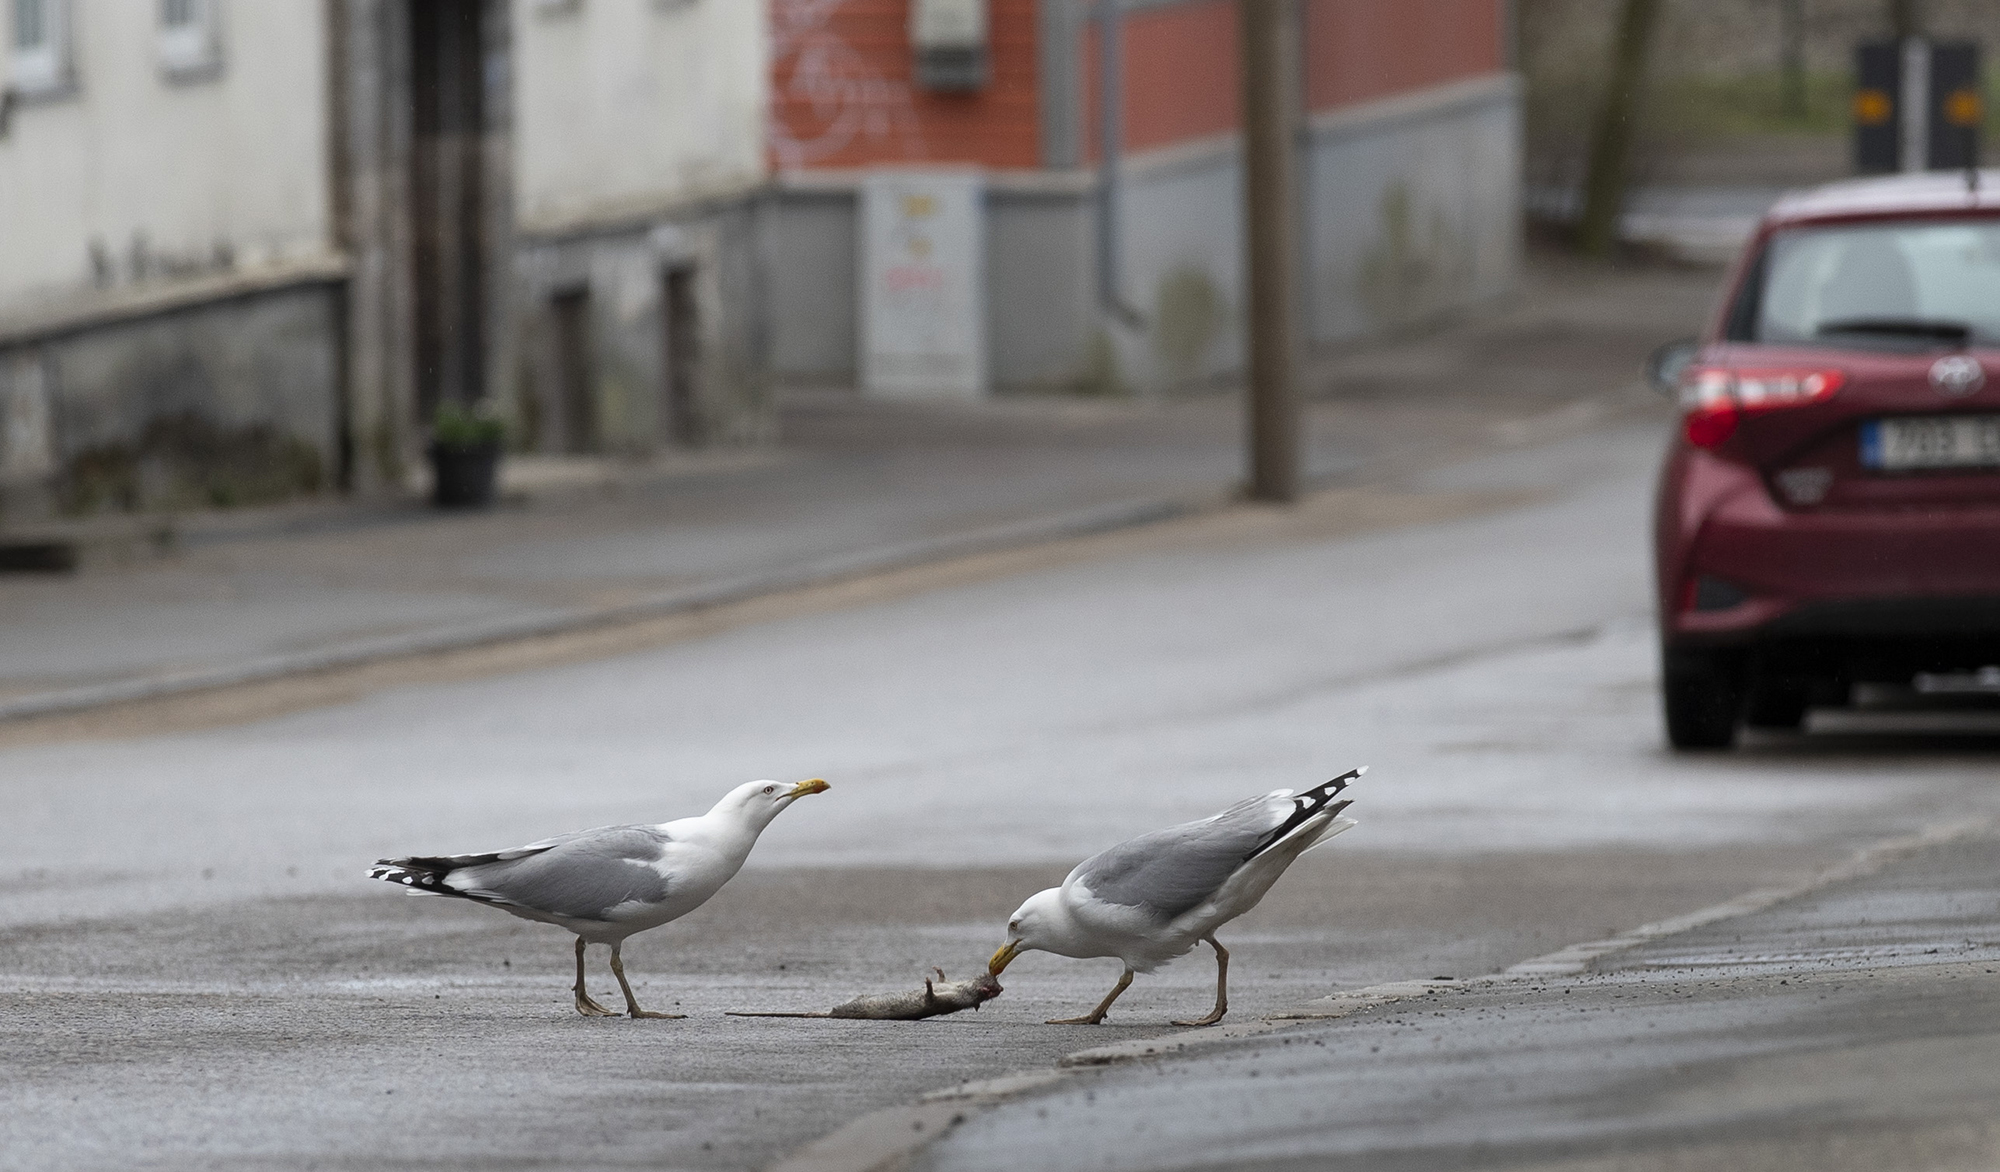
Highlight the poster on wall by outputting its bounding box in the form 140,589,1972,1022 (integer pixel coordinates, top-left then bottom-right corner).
861,170,986,400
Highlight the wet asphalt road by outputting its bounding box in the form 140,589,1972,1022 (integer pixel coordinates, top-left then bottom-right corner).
917,834,2000,1172
7,420,2000,1171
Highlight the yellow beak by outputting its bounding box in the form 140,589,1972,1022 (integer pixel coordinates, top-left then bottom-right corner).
988,940,1021,975
786,778,830,798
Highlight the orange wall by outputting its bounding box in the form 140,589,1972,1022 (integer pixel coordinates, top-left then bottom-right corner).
1083,0,1240,160
768,0,1040,170
1082,0,1502,164
1304,0,1505,112
768,0,1506,171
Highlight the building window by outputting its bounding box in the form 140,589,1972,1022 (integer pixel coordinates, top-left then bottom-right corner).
9,0,72,98
158,0,221,81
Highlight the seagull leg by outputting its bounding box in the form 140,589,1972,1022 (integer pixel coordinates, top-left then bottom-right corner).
609,942,684,1020
1172,937,1230,1027
1048,968,1134,1025
573,937,617,1017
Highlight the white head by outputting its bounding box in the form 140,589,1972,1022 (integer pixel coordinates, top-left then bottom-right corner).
709,778,830,829
987,887,1071,974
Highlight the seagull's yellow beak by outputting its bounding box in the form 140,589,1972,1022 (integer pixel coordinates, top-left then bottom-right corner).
988,940,1021,975
786,778,830,798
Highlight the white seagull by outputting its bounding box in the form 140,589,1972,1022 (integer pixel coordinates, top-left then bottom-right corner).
987,769,1360,1026
370,778,830,1018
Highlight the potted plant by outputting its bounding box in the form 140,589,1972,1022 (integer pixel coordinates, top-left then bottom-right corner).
427,403,505,508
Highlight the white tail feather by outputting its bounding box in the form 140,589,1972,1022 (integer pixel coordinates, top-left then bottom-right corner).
1300,815,1358,855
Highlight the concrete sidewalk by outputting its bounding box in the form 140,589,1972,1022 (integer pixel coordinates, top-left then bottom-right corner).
0,254,1716,723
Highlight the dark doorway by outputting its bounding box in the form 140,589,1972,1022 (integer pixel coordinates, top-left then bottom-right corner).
552,287,595,454
410,0,487,421
663,265,700,446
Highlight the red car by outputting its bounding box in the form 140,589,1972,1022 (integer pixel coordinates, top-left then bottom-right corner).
1652,172,2000,748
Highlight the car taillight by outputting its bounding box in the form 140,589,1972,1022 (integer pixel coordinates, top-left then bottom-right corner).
1677,366,1846,449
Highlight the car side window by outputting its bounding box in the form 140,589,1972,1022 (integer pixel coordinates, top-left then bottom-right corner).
1723,246,1767,342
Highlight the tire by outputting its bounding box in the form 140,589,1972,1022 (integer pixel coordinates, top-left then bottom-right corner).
1743,674,1812,730
1662,647,1745,750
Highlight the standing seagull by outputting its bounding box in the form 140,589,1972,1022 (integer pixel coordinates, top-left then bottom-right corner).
987,769,1359,1026
370,778,829,1018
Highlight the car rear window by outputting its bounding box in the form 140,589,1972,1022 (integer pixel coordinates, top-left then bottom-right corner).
1731,217,2000,348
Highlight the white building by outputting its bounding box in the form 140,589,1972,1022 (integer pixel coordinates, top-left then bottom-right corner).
0,0,768,518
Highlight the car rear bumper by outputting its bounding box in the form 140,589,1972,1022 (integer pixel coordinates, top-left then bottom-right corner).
1663,459,2000,645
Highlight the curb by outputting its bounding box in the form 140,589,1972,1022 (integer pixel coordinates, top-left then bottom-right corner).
0,494,1206,725
767,816,1995,1172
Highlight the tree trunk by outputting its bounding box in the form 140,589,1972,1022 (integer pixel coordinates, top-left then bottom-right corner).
1780,0,1805,119
1576,0,1665,258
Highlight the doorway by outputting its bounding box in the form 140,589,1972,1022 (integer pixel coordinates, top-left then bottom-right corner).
662,265,700,447
552,287,595,454
410,0,487,421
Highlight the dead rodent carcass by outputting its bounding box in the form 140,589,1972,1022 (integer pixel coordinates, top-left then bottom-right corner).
727,969,1003,1020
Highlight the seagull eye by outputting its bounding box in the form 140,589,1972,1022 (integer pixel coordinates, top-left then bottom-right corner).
763,785,775,794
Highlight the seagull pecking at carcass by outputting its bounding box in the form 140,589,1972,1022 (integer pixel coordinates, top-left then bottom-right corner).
987,768,1360,1026
370,778,830,1018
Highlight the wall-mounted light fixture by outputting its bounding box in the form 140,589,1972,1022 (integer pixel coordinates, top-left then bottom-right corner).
910,0,987,92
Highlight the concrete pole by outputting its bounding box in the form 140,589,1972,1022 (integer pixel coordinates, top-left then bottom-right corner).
1239,0,1301,503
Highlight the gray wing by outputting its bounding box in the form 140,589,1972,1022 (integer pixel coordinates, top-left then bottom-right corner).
1070,795,1284,920
446,826,672,921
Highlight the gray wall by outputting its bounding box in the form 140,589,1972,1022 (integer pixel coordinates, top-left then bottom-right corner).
1304,80,1523,346
513,199,771,455
761,190,858,385
986,187,1096,392
0,280,343,517
762,75,1522,396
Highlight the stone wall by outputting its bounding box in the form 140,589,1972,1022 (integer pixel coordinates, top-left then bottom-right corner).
0,279,344,521
512,200,771,456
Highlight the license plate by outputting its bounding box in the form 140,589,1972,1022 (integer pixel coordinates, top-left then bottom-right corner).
1860,415,2000,471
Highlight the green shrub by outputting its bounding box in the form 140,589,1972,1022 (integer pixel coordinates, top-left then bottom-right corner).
431,402,505,450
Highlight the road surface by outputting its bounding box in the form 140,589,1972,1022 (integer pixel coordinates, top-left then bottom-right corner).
917,833,2000,1172
6,417,2000,1172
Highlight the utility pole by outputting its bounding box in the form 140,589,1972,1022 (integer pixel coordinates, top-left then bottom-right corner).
1239,0,1301,503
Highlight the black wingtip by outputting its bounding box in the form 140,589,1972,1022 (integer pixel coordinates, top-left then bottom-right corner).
1247,772,1362,859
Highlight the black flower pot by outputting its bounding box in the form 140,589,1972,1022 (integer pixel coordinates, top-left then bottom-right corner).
428,441,501,508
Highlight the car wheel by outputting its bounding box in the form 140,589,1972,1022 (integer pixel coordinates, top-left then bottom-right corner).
1744,674,1812,730
1662,648,1744,750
